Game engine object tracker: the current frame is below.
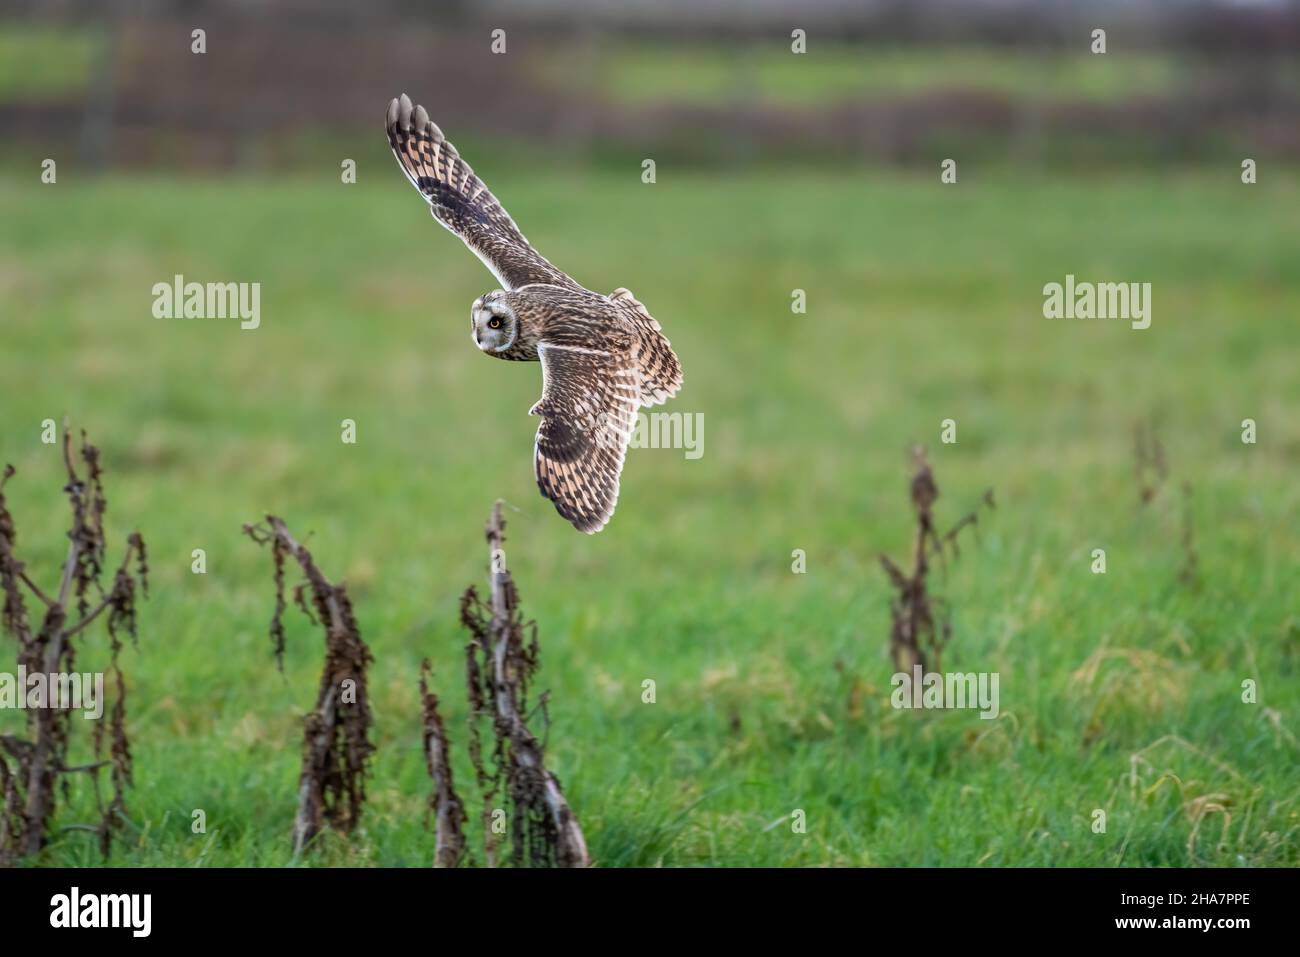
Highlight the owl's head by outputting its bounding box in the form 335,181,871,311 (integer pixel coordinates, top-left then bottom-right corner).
470,292,517,353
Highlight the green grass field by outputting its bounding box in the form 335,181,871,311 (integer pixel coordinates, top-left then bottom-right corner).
1,160,1298,866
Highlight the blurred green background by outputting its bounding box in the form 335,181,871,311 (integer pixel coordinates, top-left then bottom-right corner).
0,0,1298,866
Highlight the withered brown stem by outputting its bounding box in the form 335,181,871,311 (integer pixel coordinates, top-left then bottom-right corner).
459,501,589,867
879,447,993,677
0,428,145,866
243,515,374,858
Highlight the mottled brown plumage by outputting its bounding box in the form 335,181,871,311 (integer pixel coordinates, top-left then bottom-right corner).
386,94,683,533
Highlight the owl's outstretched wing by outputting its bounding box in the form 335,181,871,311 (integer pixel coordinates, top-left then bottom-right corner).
532,343,640,534
386,94,574,291
610,287,683,406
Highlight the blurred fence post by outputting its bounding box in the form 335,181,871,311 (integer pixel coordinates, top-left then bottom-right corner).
78,0,126,174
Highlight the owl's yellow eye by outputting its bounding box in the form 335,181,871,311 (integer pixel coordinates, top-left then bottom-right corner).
487,317,502,329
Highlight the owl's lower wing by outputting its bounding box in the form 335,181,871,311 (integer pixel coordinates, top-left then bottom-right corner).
386,94,574,291
532,343,640,534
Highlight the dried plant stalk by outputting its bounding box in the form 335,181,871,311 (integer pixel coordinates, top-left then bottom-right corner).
1135,423,1200,588
0,428,147,865
420,659,467,868
879,446,994,676
243,515,374,857
1179,482,1200,588
1135,420,1168,506
459,501,589,868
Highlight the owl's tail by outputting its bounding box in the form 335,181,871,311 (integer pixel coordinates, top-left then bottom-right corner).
610,288,683,407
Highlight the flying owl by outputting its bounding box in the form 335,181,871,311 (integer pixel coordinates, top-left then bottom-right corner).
385,94,682,534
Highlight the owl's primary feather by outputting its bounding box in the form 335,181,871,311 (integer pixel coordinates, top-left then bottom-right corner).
386,94,683,533
386,94,572,291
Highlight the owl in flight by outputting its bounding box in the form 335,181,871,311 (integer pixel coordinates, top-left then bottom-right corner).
386,94,682,534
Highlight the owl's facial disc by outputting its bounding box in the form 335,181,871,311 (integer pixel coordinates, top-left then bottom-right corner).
471,297,517,354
